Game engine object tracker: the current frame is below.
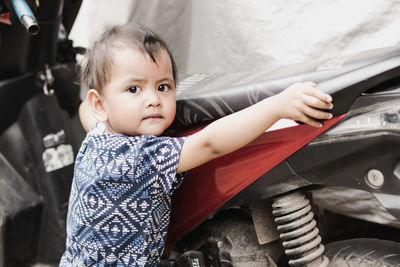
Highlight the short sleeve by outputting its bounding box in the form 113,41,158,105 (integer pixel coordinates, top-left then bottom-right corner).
138,136,187,195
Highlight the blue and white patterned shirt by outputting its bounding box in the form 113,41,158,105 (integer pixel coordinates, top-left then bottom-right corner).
60,123,186,266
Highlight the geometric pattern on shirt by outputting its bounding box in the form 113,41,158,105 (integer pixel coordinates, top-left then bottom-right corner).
60,128,186,267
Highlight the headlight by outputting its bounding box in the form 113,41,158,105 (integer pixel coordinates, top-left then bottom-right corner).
323,99,400,136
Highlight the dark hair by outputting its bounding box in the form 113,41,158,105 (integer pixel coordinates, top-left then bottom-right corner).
80,22,177,93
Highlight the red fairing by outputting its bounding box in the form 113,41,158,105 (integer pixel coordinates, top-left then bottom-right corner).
164,115,346,254
0,12,11,25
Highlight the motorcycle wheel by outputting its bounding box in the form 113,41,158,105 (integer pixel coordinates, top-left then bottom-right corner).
324,238,400,266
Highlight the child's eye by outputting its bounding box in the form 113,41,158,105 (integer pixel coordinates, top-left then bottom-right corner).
158,84,170,92
128,86,141,94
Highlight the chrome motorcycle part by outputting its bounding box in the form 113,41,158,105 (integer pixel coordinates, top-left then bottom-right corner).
366,169,385,189
272,192,329,267
11,0,39,34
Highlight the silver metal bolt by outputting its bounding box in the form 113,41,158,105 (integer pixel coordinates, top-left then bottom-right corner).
366,169,384,189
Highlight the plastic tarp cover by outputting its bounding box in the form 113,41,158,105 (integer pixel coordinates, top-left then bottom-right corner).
126,0,400,74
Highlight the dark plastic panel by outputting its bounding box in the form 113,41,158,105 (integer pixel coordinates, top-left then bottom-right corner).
0,153,42,267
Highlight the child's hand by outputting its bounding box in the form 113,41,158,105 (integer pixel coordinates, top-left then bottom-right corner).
274,82,333,127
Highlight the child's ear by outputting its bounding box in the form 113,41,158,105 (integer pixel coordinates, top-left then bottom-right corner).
87,89,108,122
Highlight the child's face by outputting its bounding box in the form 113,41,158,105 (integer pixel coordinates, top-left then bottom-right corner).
100,47,176,136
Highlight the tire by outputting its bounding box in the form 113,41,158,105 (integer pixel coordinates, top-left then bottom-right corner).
324,238,400,266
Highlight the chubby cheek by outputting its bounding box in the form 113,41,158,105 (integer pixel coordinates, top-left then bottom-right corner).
165,100,177,124
108,114,137,135
108,106,141,134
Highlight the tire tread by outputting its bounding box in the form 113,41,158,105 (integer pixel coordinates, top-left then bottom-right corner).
325,238,400,267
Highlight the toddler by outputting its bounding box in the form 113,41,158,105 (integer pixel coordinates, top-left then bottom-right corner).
60,22,333,266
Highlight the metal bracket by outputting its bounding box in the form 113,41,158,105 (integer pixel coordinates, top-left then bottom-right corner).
38,64,55,96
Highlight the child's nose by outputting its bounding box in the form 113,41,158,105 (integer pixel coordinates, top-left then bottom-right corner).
145,90,161,107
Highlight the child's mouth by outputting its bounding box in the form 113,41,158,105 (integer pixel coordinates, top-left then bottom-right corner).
143,114,162,120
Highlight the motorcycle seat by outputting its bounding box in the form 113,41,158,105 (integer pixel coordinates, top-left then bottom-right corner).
172,45,400,129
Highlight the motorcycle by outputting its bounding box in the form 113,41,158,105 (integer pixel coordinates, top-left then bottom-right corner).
163,45,400,266
1,1,400,266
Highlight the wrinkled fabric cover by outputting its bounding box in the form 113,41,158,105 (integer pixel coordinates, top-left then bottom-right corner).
127,0,400,74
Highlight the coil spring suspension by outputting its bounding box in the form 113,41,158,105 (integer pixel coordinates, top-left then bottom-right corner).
272,191,329,267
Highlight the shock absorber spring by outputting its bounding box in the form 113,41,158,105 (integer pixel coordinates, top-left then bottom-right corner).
272,191,329,267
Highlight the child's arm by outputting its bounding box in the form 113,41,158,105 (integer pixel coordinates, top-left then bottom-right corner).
79,98,97,132
177,82,333,173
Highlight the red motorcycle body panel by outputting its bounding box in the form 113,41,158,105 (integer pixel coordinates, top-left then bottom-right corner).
0,12,11,25
164,115,345,254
